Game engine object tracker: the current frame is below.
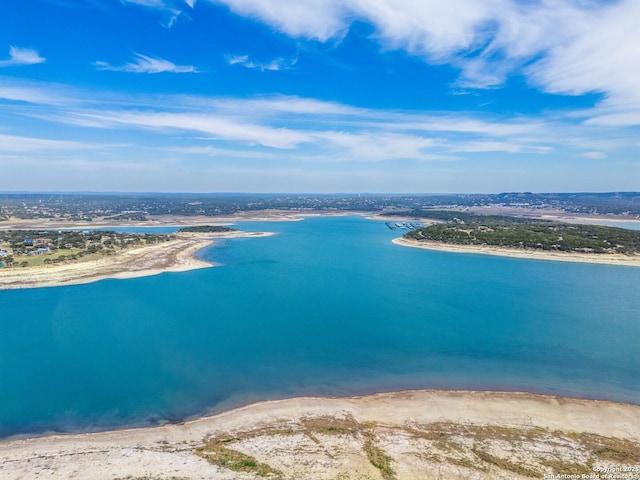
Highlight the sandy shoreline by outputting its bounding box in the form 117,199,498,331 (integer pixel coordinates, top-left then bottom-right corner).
0,231,273,290
393,237,640,267
1,389,639,479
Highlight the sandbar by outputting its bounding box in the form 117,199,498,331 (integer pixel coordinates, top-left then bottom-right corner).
1,390,639,479
0,231,273,290
393,237,640,267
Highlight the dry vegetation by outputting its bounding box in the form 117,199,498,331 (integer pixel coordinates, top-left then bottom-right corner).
3,391,639,480
190,416,640,479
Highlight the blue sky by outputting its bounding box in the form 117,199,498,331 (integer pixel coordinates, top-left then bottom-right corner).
0,0,638,193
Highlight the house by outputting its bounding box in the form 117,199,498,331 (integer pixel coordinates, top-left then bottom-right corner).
35,238,53,247
0,249,9,257
24,238,34,246
29,247,50,255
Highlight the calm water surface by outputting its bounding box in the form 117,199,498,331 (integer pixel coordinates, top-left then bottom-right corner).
1,216,639,438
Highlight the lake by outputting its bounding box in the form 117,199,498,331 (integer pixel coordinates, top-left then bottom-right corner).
1,215,639,438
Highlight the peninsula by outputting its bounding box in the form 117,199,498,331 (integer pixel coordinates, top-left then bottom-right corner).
393,210,640,267
0,226,273,290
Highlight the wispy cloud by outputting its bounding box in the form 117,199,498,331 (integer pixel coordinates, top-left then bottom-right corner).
200,95,366,117
0,84,60,104
120,0,167,6
0,46,46,67
120,0,194,7
210,0,349,41
226,54,248,65
2,78,638,191
94,53,197,73
68,110,310,148
102,0,640,126
0,77,82,105
579,151,607,160
119,0,194,27
226,53,297,71
1,78,637,170
0,133,88,152
208,0,640,127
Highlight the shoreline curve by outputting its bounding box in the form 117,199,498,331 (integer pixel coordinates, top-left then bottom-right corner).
393,236,640,267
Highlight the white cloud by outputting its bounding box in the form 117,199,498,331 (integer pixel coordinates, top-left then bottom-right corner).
207,0,510,58
226,53,297,71
120,0,170,7
210,0,350,41
2,77,637,171
68,110,311,149
352,0,505,60
121,0,195,7
215,96,365,117
164,145,280,160
525,1,640,104
0,85,59,104
226,54,248,65
48,95,578,161
94,53,197,74
0,77,83,106
0,46,46,67
118,0,640,118
207,0,640,126
584,111,640,128
0,134,87,152
315,131,441,162
579,151,607,160
549,5,637,95
120,0,187,27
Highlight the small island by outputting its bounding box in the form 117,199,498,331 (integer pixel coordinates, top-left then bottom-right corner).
394,210,640,266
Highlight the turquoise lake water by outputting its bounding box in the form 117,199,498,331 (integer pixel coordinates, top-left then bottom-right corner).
1,215,639,438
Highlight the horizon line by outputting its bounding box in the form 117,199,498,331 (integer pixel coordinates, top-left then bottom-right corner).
1,191,638,196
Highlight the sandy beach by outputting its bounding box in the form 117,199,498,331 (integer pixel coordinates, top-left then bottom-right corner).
393,237,640,267
0,231,273,290
1,390,639,479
